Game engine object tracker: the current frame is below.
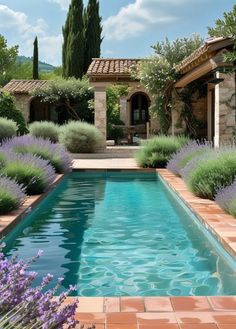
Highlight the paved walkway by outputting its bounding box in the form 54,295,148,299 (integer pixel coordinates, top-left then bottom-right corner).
73,158,139,169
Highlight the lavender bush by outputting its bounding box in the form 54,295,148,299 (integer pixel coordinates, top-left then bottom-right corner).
215,180,236,217
167,140,212,176
185,150,236,199
0,152,56,195
1,135,72,174
0,176,26,214
0,247,80,329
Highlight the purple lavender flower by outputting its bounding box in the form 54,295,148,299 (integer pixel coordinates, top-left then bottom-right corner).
0,175,26,214
215,179,236,217
0,248,79,328
1,135,72,173
167,140,212,176
0,152,56,194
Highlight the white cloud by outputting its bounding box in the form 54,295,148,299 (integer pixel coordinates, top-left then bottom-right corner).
48,0,70,10
0,5,62,66
0,5,47,39
103,0,181,41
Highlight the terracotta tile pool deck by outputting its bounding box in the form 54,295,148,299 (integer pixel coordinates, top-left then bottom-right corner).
0,158,236,328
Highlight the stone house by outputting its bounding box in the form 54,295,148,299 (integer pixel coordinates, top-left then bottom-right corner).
173,37,235,146
2,37,235,146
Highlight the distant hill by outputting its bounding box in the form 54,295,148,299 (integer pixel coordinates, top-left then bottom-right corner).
16,56,56,72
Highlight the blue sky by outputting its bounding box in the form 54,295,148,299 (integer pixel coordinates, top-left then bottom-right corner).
0,0,235,66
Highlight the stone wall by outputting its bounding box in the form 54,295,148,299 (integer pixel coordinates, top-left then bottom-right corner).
216,72,236,145
13,94,31,122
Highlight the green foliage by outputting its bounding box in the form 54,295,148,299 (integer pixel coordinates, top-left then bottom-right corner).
187,151,236,200
40,66,62,80
135,135,188,168
29,121,59,143
1,163,46,195
107,84,128,141
208,4,236,62
0,62,33,86
84,0,103,73
0,92,28,135
0,189,18,215
59,121,103,153
33,37,39,79
32,77,93,121
133,35,203,133
62,0,84,78
0,118,17,143
0,34,18,78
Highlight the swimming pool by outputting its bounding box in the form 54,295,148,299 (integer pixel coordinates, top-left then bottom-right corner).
3,172,236,296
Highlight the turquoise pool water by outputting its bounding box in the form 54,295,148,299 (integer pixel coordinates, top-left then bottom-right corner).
3,172,236,296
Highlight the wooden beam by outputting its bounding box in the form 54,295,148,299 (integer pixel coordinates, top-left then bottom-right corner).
175,50,232,88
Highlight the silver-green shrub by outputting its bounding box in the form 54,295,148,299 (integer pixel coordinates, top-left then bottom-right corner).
59,121,103,153
29,121,59,143
0,118,17,143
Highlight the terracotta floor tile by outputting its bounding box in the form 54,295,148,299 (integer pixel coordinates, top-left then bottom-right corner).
179,324,218,329
139,325,179,329
145,297,173,312
208,297,236,311
175,312,215,324
106,313,137,324
106,325,137,329
212,313,236,324
104,298,120,313
137,312,177,324
77,297,104,313
216,325,236,329
171,297,212,312
120,297,144,312
75,313,105,324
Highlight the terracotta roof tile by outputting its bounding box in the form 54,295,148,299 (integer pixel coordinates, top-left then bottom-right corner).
87,58,140,76
175,37,233,74
3,80,49,94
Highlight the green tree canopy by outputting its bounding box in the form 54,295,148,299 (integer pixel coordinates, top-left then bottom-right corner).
32,77,93,121
133,34,203,133
33,37,39,80
0,35,18,82
83,0,103,73
208,4,236,62
62,0,84,79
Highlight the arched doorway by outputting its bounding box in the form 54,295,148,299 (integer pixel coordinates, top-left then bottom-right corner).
130,92,150,126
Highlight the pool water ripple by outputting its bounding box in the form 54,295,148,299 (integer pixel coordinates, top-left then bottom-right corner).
3,172,236,296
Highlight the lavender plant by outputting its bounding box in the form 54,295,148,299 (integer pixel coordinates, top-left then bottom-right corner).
185,149,236,199
167,140,212,176
0,153,56,195
1,135,72,173
215,180,236,217
0,247,80,329
0,176,26,214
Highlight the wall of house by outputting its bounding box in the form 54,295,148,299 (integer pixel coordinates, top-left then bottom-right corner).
13,94,31,122
215,72,236,145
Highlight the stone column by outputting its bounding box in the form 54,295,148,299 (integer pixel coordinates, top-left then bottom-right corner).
214,71,235,146
119,97,128,124
94,87,107,147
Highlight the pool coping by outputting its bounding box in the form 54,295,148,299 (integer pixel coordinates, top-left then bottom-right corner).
157,169,236,261
0,175,64,239
1,167,236,327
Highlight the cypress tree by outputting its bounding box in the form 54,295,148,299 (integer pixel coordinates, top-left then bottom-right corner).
62,0,84,79
33,37,39,80
83,0,103,73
